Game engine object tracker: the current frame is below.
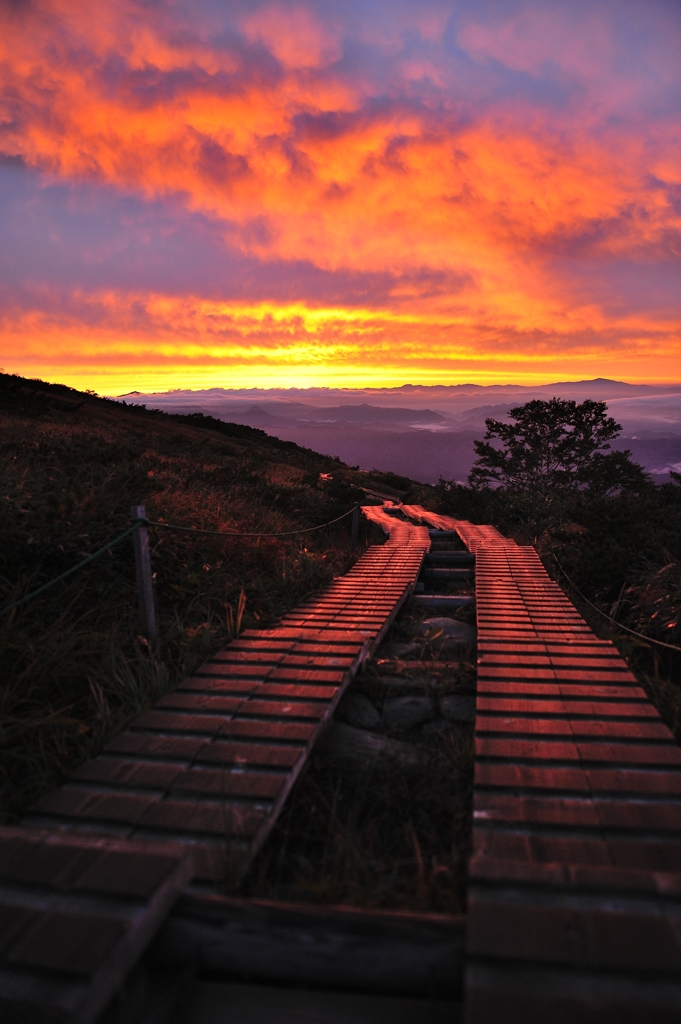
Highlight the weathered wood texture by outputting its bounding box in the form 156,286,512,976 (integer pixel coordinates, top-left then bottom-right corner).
23,511,429,888
396,504,681,1020
468,541,681,1021
150,891,465,999
0,826,191,1024
411,595,474,609
191,980,459,1024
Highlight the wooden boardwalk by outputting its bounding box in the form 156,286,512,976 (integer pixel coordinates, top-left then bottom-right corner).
401,505,510,550
5,498,681,1020
22,509,429,888
0,827,191,1023
0,504,429,1019
399,503,681,1022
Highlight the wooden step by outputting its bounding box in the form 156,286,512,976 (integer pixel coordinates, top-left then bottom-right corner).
424,553,476,567
150,891,465,1000
0,826,191,1024
411,595,475,609
185,980,460,1024
421,568,472,581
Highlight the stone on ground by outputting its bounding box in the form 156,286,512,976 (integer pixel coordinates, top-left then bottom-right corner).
375,641,421,659
439,694,476,722
367,675,434,695
338,692,382,730
383,696,433,731
418,618,477,645
319,722,427,770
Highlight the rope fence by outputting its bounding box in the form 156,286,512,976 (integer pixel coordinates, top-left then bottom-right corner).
145,506,355,537
0,503,361,633
553,555,681,655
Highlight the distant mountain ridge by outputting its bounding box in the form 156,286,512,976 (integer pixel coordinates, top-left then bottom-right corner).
118,378,678,403
118,379,681,484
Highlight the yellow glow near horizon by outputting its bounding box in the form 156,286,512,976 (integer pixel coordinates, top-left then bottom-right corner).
7,357,680,399
4,292,680,394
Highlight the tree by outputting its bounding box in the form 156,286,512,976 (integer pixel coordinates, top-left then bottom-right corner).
468,398,648,494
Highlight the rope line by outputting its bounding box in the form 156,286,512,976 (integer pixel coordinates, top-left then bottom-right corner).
0,506,359,618
144,506,356,537
553,556,681,654
0,523,142,619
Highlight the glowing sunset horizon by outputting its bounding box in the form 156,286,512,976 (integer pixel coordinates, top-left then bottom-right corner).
1,0,679,395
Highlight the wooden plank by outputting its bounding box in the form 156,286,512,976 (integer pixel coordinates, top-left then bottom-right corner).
217,719,316,742
467,894,681,973
103,732,207,761
22,509,429,894
475,736,681,765
168,769,286,800
149,891,466,1000
195,741,304,769
70,758,183,790
473,793,681,832
475,762,681,795
477,698,658,717
0,826,191,1024
476,716,672,740
477,682,646,699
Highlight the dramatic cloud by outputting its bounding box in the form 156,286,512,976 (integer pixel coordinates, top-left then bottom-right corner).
0,0,679,391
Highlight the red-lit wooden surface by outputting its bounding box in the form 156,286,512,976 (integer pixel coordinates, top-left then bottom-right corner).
22,507,429,888
0,827,191,1024
398,505,681,1023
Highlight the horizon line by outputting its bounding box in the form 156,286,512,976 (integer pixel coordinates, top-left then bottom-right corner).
113,377,681,399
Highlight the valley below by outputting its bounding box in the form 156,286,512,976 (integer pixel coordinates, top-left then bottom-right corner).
121,379,681,485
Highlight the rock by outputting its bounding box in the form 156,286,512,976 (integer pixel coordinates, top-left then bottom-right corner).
338,692,382,730
375,641,421,659
422,720,468,739
367,675,433,695
437,645,467,658
418,617,477,645
440,694,476,723
383,696,433,731
319,722,427,770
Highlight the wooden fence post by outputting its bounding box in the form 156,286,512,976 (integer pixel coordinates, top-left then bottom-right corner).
351,502,360,550
130,505,158,644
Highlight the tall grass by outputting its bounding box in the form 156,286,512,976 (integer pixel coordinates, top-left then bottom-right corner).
245,725,474,914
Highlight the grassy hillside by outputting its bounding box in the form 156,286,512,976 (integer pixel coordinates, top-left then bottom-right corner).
0,372,412,822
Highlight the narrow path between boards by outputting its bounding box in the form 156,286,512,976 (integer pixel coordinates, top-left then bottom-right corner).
243,519,478,915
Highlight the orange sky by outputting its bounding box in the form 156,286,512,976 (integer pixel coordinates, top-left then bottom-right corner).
1,0,679,393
